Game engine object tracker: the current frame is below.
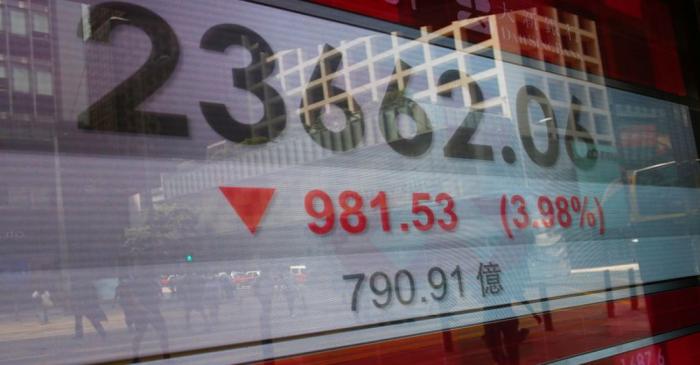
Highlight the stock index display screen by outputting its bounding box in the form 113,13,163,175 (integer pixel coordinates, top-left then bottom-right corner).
0,1,699,364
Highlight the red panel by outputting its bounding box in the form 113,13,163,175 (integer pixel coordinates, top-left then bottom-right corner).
308,0,415,25
589,331,700,365
308,0,686,95
254,286,700,365
665,333,700,365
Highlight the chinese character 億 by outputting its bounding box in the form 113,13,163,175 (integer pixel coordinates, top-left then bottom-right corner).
477,262,503,296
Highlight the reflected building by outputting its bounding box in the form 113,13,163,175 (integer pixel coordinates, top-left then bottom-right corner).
133,7,622,266
0,0,60,303
157,6,616,203
0,0,57,142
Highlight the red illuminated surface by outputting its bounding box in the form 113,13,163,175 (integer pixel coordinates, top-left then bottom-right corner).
309,0,686,96
253,285,700,364
589,332,700,365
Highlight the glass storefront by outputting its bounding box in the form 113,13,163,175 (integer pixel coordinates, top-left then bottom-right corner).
0,1,698,364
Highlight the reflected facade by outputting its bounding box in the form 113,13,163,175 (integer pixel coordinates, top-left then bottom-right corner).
0,1,699,364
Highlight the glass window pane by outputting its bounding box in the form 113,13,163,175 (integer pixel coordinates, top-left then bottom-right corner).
0,1,698,364
36,70,52,95
32,13,48,33
12,66,29,92
10,10,27,36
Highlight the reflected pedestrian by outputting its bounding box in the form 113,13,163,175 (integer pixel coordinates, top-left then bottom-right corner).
483,315,523,365
114,276,136,332
480,238,541,365
278,272,296,317
253,267,274,359
131,275,169,362
219,272,235,300
32,288,52,324
180,273,209,330
204,275,221,322
71,277,107,340
293,270,308,315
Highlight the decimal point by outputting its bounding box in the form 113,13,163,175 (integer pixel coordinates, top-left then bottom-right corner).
422,297,427,303
401,223,410,232
502,146,516,164
533,221,540,228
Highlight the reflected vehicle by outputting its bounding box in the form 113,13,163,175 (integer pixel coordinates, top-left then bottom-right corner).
628,159,700,223
229,271,241,286
290,265,307,284
159,275,170,288
233,271,261,288
161,274,181,294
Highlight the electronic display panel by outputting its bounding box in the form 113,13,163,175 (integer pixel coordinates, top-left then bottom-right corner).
0,1,698,364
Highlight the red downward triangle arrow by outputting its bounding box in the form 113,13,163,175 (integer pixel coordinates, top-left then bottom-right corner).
219,187,276,235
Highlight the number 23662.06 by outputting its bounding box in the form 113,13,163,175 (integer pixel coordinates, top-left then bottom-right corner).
79,2,599,171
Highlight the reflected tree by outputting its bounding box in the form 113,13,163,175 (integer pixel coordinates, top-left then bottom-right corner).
123,204,198,264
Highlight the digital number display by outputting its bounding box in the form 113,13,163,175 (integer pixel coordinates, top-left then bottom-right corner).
0,1,697,364
77,2,599,173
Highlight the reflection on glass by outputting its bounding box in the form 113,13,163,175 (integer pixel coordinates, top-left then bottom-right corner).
0,0,697,364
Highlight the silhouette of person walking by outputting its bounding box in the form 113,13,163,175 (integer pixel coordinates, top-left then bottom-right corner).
130,275,169,362
114,276,136,332
480,236,542,365
32,288,52,324
71,277,107,340
204,274,221,322
180,272,209,330
253,266,274,360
